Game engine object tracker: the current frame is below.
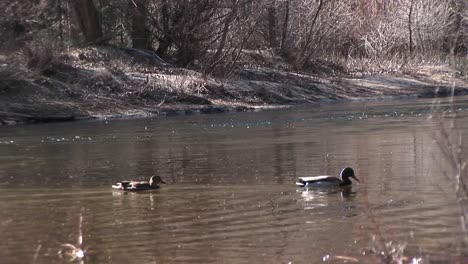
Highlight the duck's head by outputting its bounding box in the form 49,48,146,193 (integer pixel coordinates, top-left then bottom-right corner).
340,167,359,183
149,175,166,186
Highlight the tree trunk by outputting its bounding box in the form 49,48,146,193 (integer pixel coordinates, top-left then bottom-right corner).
156,40,171,57
155,0,173,57
70,0,103,44
408,0,414,56
129,0,151,49
297,0,323,68
449,0,466,54
267,1,278,50
206,0,238,73
280,0,289,53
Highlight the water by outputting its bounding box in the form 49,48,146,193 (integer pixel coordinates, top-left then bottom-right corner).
1,96,468,263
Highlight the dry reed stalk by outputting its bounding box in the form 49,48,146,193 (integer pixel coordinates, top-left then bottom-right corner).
432,62,468,248
360,179,410,264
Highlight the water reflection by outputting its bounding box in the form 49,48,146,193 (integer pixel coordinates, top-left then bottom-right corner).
298,186,357,201
2,96,468,263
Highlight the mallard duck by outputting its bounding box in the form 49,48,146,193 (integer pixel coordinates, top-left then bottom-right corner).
296,167,359,187
112,175,166,191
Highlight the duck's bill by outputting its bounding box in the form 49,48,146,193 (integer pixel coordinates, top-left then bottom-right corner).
351,176,360,182
161,179,167,184
296,182,306,187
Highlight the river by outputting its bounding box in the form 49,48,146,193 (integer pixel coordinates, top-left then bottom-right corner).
1,96,468,263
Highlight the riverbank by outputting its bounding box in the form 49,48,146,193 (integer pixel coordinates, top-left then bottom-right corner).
1,46,467,125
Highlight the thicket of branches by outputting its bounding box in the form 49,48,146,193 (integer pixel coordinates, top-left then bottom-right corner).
0,0,466,75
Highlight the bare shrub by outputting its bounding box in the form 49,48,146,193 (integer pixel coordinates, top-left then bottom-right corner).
451,55,468,76
23,35,64,75
259,0,460,72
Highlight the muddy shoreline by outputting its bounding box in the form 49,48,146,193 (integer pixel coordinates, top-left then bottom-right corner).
1,47,467,125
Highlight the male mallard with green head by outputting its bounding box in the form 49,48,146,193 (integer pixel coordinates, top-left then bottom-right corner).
296,167,360,187
112,175,166,191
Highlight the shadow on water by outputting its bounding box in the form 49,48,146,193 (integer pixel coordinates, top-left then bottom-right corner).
2,96,468,263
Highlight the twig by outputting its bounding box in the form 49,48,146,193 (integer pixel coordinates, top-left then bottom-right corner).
31,244,42,264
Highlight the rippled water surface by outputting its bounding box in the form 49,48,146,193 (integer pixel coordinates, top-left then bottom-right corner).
2,96,468,263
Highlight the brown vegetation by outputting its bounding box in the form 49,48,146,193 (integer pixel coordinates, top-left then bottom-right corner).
0,0,467,124
1,0,466,69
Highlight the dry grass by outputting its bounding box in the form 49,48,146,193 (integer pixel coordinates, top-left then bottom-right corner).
0,60,24,81
145,73,208,95
329,51,458,76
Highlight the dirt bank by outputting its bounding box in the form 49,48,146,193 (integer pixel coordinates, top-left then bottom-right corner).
1,46,467,125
